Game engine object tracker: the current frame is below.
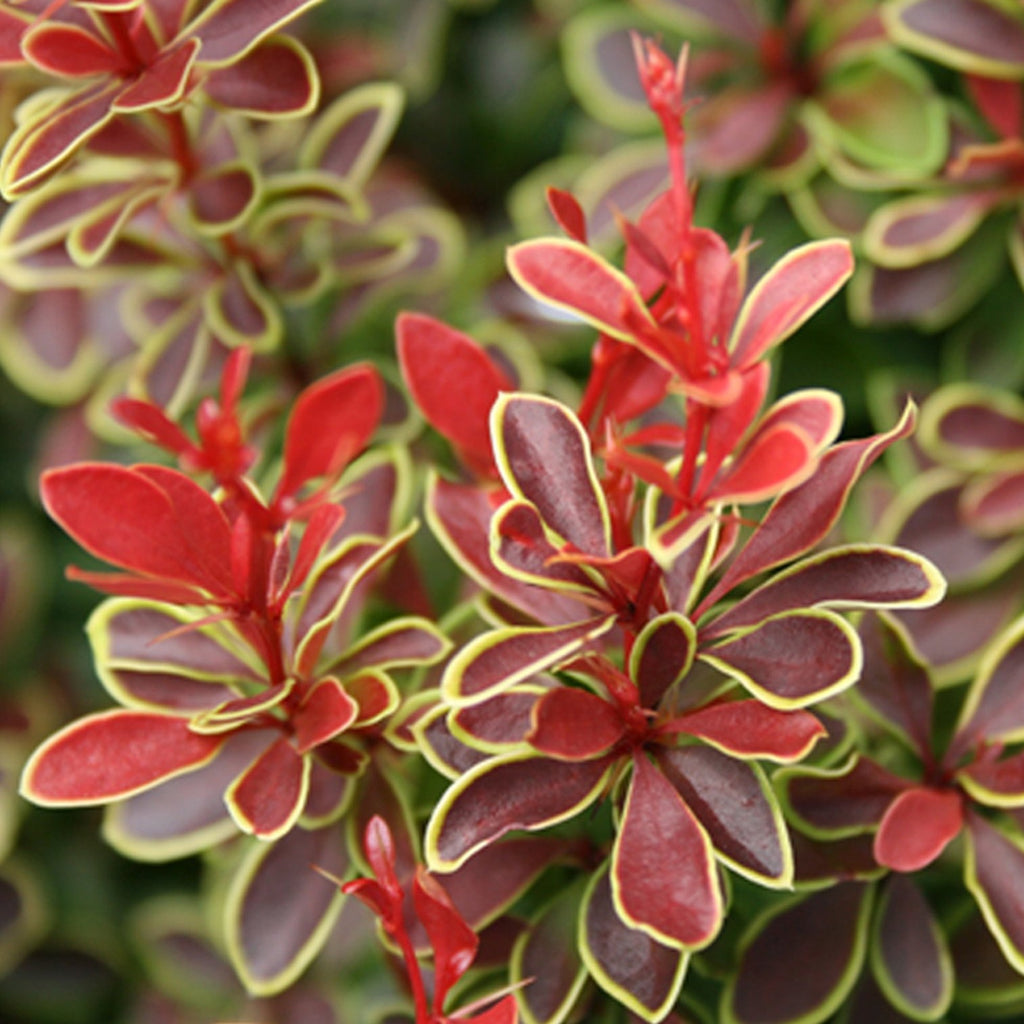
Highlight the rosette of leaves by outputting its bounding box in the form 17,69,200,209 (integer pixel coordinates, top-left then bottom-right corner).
779,612,1024,991
878,383,1024,685
413,388,944,1021
16,353,456,994
561,0,948,185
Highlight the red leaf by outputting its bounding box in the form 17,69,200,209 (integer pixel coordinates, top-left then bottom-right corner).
528,687,625,760
292,677,357,754
396,312,513,475
22,710,222,804
965,811,1024,970
227,737,308,838
41,462,234,596
671,700,825,761
967,74,1024,138
730,239,854,367
276,363,382,502
506,238,656,341
612,754,721,949
709,421,816,504
546,186,587,242
113,38,200,111
412,868,478,1012
22,23,122,77
874,786,963,872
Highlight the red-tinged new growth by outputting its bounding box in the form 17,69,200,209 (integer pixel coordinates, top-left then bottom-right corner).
339,816,519,1024
22,350,450,842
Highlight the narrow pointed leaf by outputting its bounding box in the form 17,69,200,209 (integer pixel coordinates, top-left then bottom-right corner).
611,754,721,950
413,869,478,1011
21,710,222,805
425,753,614,871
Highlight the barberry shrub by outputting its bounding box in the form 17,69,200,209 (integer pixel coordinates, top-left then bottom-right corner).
1,4,1024,1024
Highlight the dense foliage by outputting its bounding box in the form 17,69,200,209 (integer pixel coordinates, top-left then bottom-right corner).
2,2,1024,1023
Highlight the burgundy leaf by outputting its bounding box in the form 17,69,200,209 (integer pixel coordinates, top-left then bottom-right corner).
493,393,610,556
528,687,624,760
657,745,789,885
581,866,688,1019
442,617,615,706
631,612,696,710
872,874,953,1019
426,753,614,870
21,710,223,804
612,754,721,949
699,405,916,606
874,786,963,872
782,755,909,836
186,0,322,65
965,811,1024,972
855,613,935,757
959,749,1024,807
513,882,586,1024
726,883,873,1024
227,822,346,993
707,547,945,639
701,610,860,708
